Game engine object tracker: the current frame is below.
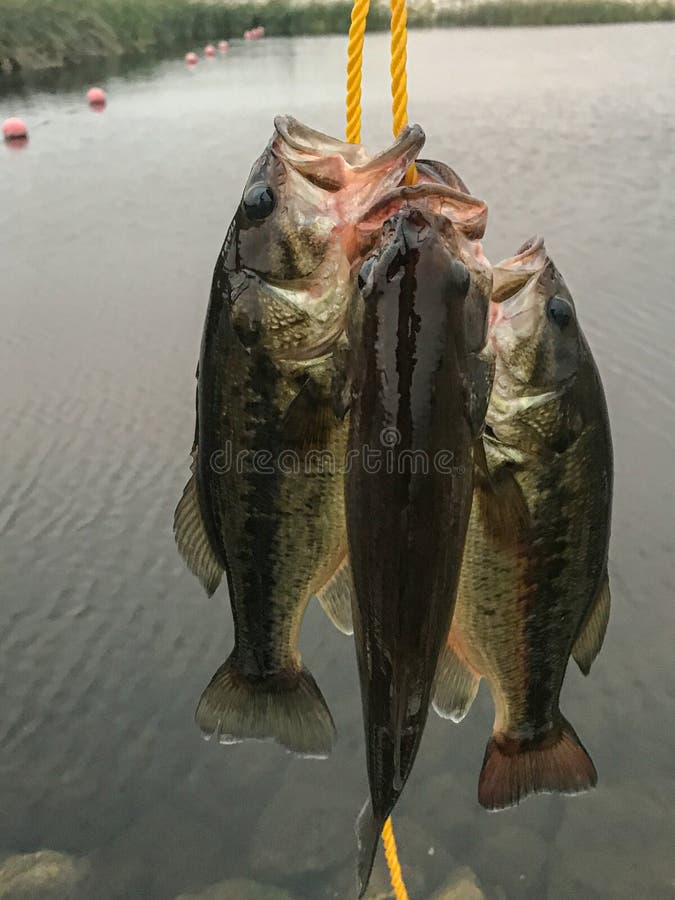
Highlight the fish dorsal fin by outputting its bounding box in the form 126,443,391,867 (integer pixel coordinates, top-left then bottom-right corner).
572,575,611,675
433,637,481,723
173,461,223,597
314,555,354,635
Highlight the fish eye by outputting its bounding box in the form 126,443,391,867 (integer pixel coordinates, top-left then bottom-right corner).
547,295,573,329
242,183,276,221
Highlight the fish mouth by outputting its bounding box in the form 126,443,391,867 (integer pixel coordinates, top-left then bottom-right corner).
359,182,488,241
492,236,548,304
416,158,470,194
275,115,372,166
273,116,425,192
514,235,546,258
274,115,425,169
358,123,426,175
489,273,545,354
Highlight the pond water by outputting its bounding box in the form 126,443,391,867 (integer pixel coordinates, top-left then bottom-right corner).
1,23,674,900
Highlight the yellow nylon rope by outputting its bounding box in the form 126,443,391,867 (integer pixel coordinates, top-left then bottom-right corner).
389,0,417,184
382,816,409,900
345,0,417,182
346,0,371,144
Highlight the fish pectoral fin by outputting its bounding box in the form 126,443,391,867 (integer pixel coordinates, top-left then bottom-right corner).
195,655,336,758
474,443,530,544
478,716,597,811
572,575,611,676
433,638,480,722
283,377,338,452
173,469,223,597
314,556,354,635
330,364,352,421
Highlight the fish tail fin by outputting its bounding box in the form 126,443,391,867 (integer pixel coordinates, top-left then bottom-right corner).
478,716,597,810
195,655,336,758
356,798,384,899
433,637,481,723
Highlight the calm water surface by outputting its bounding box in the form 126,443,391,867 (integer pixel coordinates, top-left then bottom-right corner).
1,24,674,900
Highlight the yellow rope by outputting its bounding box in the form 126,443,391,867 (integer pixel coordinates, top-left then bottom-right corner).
382,816,409,900
345,0,417,182
389,0,408,135
389,0,416,184
346,0,371,144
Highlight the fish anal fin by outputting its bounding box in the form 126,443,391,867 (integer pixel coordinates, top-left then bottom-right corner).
573,575,611,676
478,716,597,811
433,636,481,722
315,555,354,635
173,468,223,597
195,655,336,758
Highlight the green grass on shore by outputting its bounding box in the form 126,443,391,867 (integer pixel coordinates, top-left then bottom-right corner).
1,0,673,73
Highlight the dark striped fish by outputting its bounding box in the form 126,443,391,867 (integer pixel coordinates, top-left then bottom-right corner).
174,116,425,758
434,238,613,810
342,190,493,895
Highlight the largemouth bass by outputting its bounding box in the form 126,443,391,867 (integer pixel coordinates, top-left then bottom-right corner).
174,117,425,758
341,184,493,895
434,237,613,810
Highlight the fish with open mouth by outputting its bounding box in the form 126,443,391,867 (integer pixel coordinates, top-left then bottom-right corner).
434,237,613,810
174,116,425,758
339,175,493,894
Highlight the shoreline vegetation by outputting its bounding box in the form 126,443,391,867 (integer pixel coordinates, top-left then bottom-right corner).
1,0,674,74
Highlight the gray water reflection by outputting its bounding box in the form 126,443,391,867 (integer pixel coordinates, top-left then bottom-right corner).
1,24,674,900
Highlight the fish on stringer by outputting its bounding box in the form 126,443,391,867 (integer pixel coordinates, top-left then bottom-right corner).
339,171,494,895
434,237,613,810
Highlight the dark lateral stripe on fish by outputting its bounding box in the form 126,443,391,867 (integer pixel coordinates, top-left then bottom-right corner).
522,467,574,733
395,246,419,461
237,351,287,672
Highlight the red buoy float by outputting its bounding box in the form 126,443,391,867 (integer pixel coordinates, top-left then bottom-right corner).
2,117,28,141
87,87,106,109
204,44,216,57
218,40,228,53
185,52,198,65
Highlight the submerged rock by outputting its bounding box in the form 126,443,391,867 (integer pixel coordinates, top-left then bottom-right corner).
175,877,297,900
431,866,485,900
250,770,355,879
0,850,91,899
